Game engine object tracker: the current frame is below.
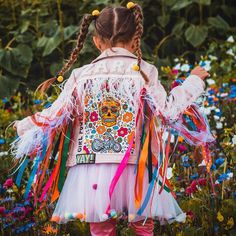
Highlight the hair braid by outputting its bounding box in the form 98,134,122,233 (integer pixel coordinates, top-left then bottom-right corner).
132,4,149,83
132,4,143,66
37,14,94,94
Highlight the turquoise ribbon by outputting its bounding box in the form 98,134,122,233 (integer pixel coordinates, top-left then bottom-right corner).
137,166,158,215
15,158,30,187
23,133,48,199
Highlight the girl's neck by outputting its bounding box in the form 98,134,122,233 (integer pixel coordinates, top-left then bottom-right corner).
100,42,135,54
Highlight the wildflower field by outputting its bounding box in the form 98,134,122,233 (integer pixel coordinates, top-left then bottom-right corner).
0,0,236,235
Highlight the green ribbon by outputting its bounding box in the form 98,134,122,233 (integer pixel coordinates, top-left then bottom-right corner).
158,180,171,193
58,122,71,192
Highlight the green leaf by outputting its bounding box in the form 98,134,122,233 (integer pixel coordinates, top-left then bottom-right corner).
37,36,48,48
64,25,79,41
157,15,170,28
20,20,30,33
0,75,20,98
42,31,62,57
16,44,33,65
171,0,194,11
195,0,211,5
40,25,78,57
172,18,186,35
208,15,230,30
185,25,208,47
0,44,33,78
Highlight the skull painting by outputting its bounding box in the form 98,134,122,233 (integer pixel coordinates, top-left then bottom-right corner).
99,97,121,127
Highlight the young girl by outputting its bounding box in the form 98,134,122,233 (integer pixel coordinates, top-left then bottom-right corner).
13,2,212,235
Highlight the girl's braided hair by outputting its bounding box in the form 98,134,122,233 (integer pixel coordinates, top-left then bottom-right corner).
37,2,148,94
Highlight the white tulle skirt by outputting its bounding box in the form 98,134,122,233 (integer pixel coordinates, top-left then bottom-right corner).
51,164,186,224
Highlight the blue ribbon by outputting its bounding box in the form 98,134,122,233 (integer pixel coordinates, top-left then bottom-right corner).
15,158,30,187
23,133,48,199
136,166,158,215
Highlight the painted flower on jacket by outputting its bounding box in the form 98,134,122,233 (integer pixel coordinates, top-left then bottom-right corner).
83,146,89,154
123,112,133,123
90,111,98,122
96,125,106,134
117,127,128,137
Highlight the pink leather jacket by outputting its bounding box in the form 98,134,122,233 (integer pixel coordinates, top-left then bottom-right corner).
15,47,206,167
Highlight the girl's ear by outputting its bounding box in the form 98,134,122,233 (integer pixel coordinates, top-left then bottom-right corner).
93,36,102,52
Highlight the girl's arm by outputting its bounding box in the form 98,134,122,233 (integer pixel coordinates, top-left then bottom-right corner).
15,69,79,136
146,66,206,122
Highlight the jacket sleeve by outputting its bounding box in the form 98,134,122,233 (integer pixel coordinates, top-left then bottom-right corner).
146,66,206,122
16,69,79,136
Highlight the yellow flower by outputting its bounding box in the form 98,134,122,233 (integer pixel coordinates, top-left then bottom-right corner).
217,211,224,222
225,217,234,230
178,136,184,142
176,232,183,236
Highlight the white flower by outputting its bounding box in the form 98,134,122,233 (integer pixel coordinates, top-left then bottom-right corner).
214,115,220,120
206,78,215,85
180,64,190,72
203,60,211,71
227,172,233,179
0,151,8,157
167,167,173,179
202,107,211,115
174,58,179,62
174,63,181,70
220,117,225,121
220,93,228,98
232,135,236,145
227,36,234,43
216,122,223,129
210,106,217,111
209,55,218,60
226,49,234,56
180,188,185,193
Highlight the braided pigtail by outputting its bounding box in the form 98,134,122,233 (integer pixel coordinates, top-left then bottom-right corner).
127,2,149,83
36,12,97,94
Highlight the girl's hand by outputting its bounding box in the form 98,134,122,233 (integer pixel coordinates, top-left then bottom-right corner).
190,66,210,81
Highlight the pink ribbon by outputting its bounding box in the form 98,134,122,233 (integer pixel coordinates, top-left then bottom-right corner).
105,135,134,214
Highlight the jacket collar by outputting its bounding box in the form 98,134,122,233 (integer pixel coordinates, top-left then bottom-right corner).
91,47,137,63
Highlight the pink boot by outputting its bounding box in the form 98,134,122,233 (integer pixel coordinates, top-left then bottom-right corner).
90,219,117,236
129,218,154,236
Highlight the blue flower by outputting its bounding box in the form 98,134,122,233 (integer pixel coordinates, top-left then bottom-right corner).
217,173,228,183
215,157,224,166
200,61,206,67
211,163,216,171
214,111,222,117
33,99,42,105
2,98,8,103
0,138,5,145
44,102,52,108
190,173,199,179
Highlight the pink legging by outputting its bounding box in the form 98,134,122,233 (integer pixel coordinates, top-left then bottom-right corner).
90,218,154,236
